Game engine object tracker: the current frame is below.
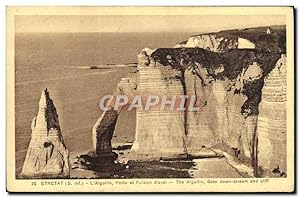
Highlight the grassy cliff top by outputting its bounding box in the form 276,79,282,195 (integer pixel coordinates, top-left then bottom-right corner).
150,48,282,116
180,25,286,53
151,48,281,80
149,26,285,116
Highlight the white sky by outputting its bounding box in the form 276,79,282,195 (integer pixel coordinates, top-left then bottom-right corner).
15,15,285,33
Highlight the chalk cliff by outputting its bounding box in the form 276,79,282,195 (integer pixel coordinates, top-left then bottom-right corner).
257,54,287,177
93,26,287,177
21,89,70,178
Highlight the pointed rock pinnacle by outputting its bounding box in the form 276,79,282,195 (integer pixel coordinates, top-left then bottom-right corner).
21,89,70,178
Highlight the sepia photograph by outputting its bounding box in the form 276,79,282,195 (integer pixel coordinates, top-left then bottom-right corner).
6,6,294,192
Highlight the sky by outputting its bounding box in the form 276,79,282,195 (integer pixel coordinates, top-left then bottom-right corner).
15,15,286,33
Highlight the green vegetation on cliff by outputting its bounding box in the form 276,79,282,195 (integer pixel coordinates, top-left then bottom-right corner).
181,25,286,53
150,26,285,116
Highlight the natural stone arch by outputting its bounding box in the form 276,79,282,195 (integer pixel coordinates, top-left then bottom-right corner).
91,72,138,158
92,108,119,156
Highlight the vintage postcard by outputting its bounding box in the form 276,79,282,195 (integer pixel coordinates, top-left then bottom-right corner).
6,6,294,192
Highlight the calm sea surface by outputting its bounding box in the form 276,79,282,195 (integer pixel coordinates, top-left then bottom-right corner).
15,32,196,175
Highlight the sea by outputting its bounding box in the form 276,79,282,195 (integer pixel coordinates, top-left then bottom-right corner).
15,32,197,176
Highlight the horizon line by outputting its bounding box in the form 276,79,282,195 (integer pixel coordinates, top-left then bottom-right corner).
14,24,286,34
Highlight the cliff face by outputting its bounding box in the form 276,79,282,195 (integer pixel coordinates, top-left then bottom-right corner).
130,61,188,159
21,89,70,178
175,34,240,52
93,26,287,177
257,55,287,177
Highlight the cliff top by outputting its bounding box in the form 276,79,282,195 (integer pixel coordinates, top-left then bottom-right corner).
149,26,285,116
180,25,286,53
151,48,281,80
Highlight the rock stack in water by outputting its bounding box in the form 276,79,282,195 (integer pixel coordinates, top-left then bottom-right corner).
21,89,70,178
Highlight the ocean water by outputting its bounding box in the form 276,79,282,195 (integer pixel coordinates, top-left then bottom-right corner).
15,32,196,176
